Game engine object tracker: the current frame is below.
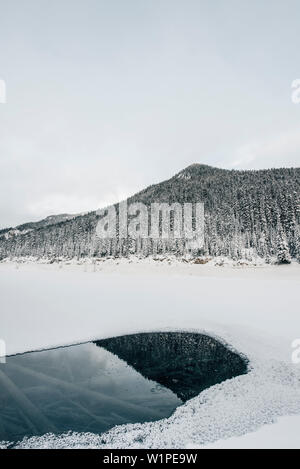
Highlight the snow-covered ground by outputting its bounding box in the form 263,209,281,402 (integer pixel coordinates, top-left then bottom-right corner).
0,259,299,448
200,415,300,449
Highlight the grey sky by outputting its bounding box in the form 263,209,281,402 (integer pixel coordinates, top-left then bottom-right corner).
0,0,300,228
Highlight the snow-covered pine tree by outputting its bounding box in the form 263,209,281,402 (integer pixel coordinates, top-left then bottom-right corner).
276,223,292,264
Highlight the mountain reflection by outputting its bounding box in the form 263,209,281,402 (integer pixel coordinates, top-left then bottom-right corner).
95,332,248,402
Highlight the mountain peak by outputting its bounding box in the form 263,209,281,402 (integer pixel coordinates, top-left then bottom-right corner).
174,163,220,180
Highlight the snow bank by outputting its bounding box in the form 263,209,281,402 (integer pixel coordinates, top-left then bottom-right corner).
0,260,299,448
200,415,300,449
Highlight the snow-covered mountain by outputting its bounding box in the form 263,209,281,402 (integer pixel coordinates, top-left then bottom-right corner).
0,213,79,240
0,164,299,262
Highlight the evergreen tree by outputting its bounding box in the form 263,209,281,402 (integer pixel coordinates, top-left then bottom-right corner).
276,225,291,264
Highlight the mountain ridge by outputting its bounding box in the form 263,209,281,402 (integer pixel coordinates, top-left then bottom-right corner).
0,164,299,262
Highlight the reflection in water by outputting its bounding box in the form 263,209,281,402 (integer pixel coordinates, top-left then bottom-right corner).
96,332,248,401
0,332,247,445
0,343,180,444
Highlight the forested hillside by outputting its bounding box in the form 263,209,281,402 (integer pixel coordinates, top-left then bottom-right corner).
1,165,299,262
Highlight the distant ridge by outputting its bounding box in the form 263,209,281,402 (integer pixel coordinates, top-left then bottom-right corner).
0,213,80,240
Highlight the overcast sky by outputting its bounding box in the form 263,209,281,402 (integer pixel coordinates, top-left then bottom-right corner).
0,0,300,228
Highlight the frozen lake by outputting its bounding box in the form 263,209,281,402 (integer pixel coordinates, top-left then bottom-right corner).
0,261,299,448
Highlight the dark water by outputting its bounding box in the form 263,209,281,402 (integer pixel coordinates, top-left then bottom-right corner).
96,332,248,402
0,332,247,444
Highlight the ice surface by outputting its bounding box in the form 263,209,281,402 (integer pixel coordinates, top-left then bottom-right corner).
0,259,299,448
